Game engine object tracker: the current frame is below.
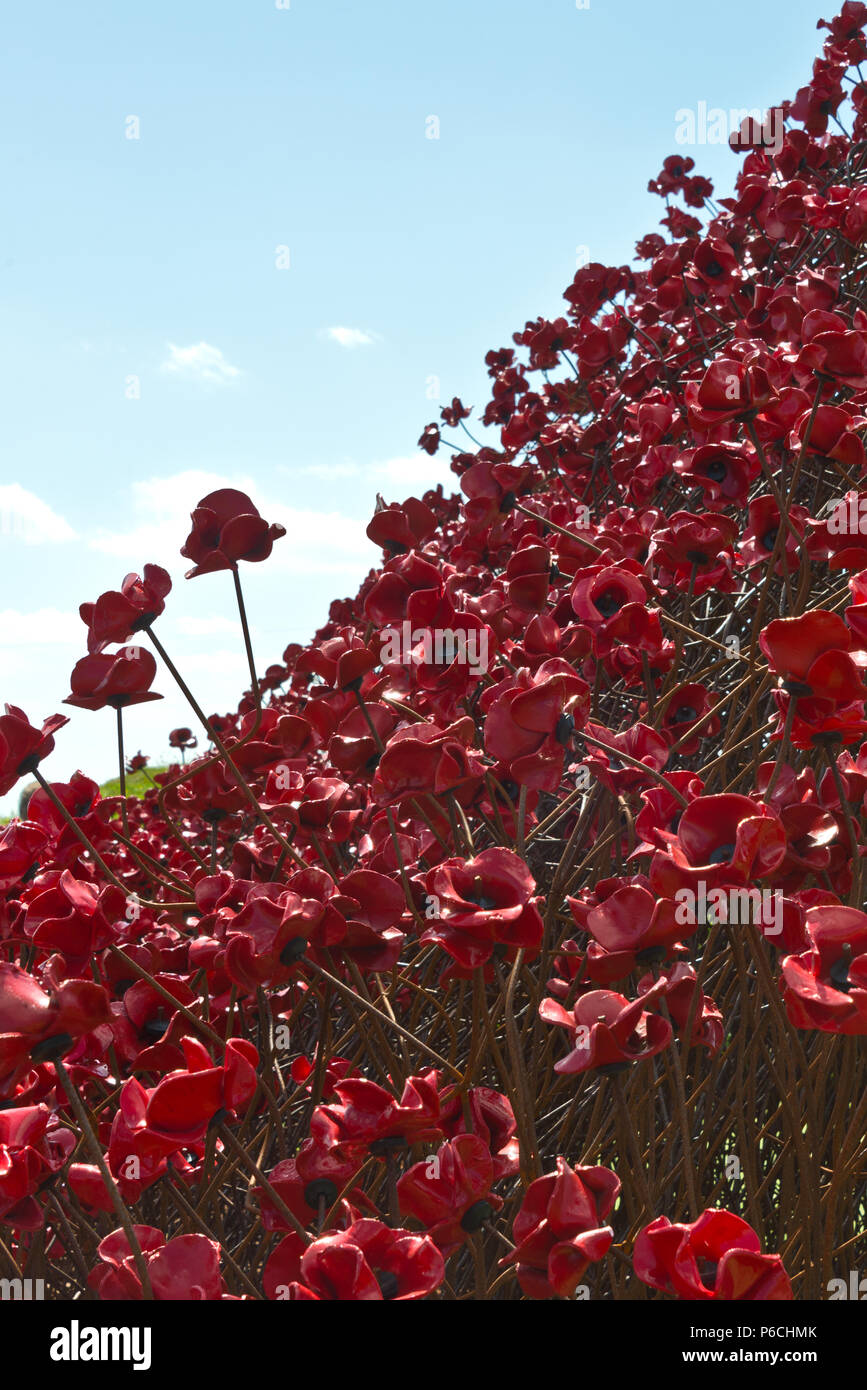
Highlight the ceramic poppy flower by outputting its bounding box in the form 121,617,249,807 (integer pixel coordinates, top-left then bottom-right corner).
397,1134,502,1252
738,494,808,572
64,646,163,712
419,847,545,969
130,1035,259,1152
780,904,867,1032
418,423,441,455
539,984,672,1075
222,889,330,991
660,683,721,754
505,542,552,613
633,1209,792,1300
582,720,669,796
79,565,172,654
761,609,867,747
482,660,590,792
264,1219,445,1300
0,707,68,795
761,610,867,698
649,793,787,896
21,871,121,969
636,963,724,1053
372,720,485,806
89,1227,231,1300
684,356,774,426
180,488,286,578
0,819,48,891
649,512,740,596
499,1158,620,1299
436,1085,520,1179
672,443,759,509
0,962,112,1098
310,1072,442,1162
366,496,438,555
570,563,648,628
110,975,198,1073
584,884,688,961
169,727,197,753
0,1104,75,1230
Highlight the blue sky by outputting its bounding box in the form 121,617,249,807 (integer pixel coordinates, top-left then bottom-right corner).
0,0,827,808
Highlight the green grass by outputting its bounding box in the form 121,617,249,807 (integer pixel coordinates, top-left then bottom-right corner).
2,765,170,825
98,765,169,800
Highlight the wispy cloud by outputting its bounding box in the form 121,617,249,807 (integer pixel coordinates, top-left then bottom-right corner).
161,342,242,383
325,326,376,349
372,455,447,487
0,608,81,644
0,485,77,545
280,454,446,487
174,615,242,638
88,469,371,575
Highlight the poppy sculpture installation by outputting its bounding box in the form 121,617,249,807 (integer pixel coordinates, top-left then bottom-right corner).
3,3,867,1304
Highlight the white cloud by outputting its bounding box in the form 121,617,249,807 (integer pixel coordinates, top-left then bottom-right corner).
0,485,77,545
88,469,371,575
290,462,361,480
0,608,82,645
161,342,242,383
325,327,376,349
278,454,447,488
373,454,446,488
180,649,249,677
174,615,241,637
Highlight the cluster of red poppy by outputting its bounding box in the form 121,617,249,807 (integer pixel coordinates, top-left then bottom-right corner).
3,3,867,1301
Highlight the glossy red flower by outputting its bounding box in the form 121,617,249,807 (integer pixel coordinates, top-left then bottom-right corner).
79,565,172,654
64,646,163,712
0,707,68,795
180,489,286,578
499,1158,620,1299
633,1209,792,1300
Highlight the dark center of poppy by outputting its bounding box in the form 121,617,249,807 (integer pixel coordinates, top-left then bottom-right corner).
303,1179,339,1208
29,1032,73,1063
829,944,853,994
703,458,727,482
707,843,735,864
467,892,498,910
704,259,724,278
369,1134,407,1157
635,944,668,965
556,712,575,745
375,1269,400,1300
594,587,623,617
142,1012,169,1040
279,936,308,965
672,705,697,723
460,1200,494,1233
686,549,709,565
762,527,779,551
697,1259,719,1286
